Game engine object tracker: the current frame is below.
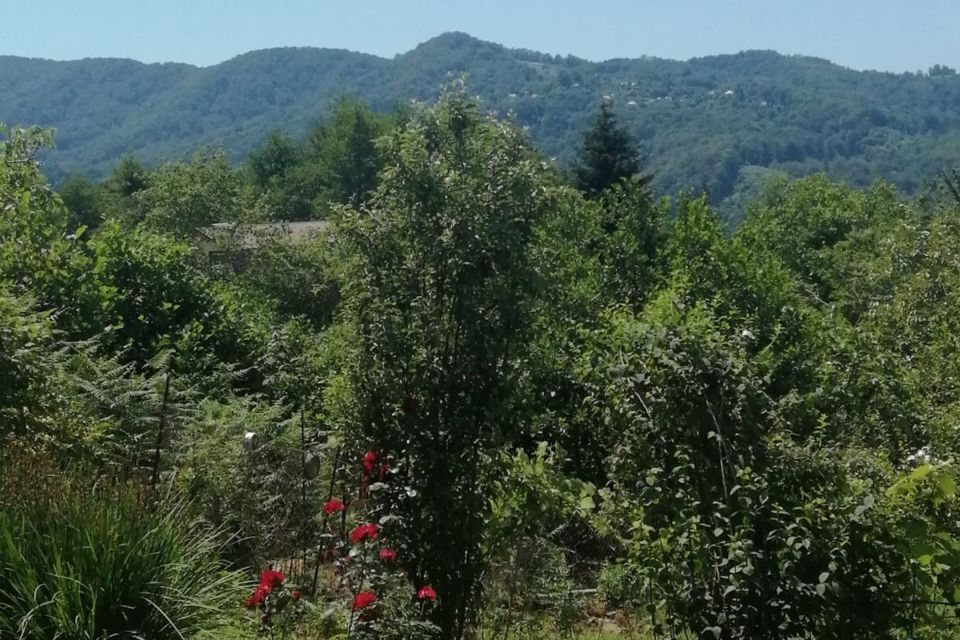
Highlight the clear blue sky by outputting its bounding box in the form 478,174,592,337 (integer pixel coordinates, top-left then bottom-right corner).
4,0,958,72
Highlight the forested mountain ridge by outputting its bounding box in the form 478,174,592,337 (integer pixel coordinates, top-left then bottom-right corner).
3,31,960,208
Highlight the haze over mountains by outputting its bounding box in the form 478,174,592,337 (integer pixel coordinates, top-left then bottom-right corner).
2,31,959,210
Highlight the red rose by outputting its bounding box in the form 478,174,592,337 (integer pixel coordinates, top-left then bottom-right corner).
349,523,379,544
363,450,379,475
259,568,285,589
352,590,377,610
379,547,397,563
323,498,345,516
244,583,271,608
291,589,301,600
418,585,437,601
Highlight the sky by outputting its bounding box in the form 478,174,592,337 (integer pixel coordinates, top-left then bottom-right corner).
3,0,958,73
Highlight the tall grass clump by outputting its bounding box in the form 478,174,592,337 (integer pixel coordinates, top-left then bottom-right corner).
0,444,246,639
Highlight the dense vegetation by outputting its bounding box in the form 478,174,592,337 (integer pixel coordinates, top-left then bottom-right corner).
3,32,960,221
3,81,960,639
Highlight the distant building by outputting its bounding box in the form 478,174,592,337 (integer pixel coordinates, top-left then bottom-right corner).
198,220,330,272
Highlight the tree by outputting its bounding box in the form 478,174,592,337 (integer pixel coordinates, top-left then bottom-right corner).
595,176,666,305
929,64,957,77
941,167,960,205
108,154,150,198
104,154,151,226
573,100,649,198
304,97,390,209
338,87,556,638
138,151,254,237
246,131,314,220
58,175,105,231
247,131,300,189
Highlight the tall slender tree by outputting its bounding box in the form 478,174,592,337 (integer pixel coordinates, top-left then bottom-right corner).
339,87,555,638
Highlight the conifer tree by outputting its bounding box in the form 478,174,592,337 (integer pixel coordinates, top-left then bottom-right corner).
573,100,650,198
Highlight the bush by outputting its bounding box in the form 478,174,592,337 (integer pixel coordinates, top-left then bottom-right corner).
0,451,244,640
596,562,643,611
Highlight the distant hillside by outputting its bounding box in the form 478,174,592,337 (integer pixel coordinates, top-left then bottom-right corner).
3,32,960,210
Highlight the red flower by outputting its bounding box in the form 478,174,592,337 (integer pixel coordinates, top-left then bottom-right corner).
350,523,380,544
323,499,345,516
244,583,271,608
363,450,379,475
352,591,377,610
418,585,437,601
259,568,285,589
291,590,301,600
379,547,397,563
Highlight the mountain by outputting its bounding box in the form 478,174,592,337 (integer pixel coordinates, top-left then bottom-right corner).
3,32,960,209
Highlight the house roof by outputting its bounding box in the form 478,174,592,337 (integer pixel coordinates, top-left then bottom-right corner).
198,220,331,249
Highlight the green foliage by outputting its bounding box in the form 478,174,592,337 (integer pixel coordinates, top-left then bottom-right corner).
303,97,391,209
238,233,340,329
594,177,665,305
489,442,596,548
736,175,901,302
244,98,393,219
138,150,257,236
0,454,244,640
109,154,151,198
175,396,307,565
59,174,106,231
0,288,58,436
0,125,80,301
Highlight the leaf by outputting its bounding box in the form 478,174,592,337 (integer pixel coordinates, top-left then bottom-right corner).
818,572,829,583
910,464,935,482
937,474,957,498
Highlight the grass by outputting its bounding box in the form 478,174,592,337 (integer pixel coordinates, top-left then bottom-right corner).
0,463,246,640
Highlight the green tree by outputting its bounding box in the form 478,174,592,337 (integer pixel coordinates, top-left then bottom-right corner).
338,87,556,638
573,100,649,198
58,175,105,231
940,167,960,204
108,154,150,199
595,176,666,305
138,151,255,237
246,131,314,219
247,131,301,189
304,97,389,209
